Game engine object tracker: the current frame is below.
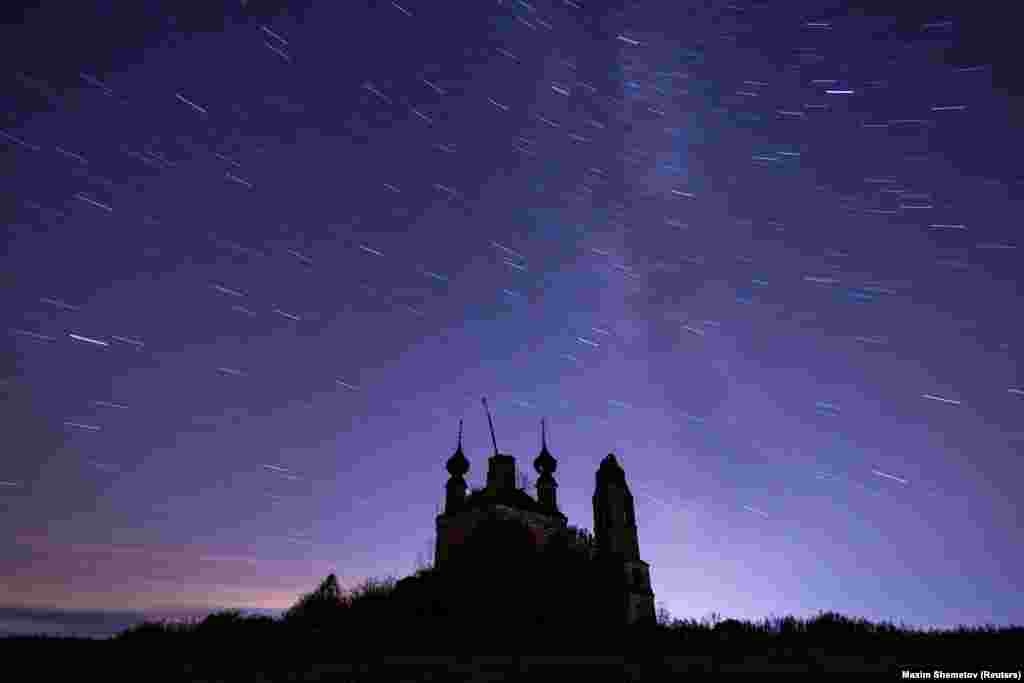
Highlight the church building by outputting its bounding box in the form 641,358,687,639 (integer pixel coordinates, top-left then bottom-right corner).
433,407,656,626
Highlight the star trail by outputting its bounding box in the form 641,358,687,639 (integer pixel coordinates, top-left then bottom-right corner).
0,0,1021,628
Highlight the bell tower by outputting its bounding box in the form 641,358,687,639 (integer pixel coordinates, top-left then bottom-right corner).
592,453,655,625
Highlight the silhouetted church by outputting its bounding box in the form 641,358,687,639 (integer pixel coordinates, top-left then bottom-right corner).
434,407,655,626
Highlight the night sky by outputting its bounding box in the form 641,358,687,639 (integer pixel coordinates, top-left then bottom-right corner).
2,0,1021,628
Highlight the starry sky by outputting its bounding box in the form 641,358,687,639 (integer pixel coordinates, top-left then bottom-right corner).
2,0,1021,628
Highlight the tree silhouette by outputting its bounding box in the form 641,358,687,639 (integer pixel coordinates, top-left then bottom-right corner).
283,573,347,629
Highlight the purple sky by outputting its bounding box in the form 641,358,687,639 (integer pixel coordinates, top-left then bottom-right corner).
1,1,1021,628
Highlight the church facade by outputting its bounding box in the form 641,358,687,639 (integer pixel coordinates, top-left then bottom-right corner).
434,419,656,625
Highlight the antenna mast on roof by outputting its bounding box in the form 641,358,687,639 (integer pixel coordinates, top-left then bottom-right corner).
481,396,499,456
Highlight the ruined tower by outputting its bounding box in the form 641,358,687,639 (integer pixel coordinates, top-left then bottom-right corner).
592,453,656,625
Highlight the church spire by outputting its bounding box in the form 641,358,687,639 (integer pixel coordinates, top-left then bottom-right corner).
534,418,556,475
446,419,469,477
534,418,558,512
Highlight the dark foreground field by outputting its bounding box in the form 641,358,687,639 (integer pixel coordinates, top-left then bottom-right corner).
4,571,1020,680
4,627,1021,680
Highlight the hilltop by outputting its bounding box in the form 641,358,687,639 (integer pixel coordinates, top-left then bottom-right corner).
4,566,1021,679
